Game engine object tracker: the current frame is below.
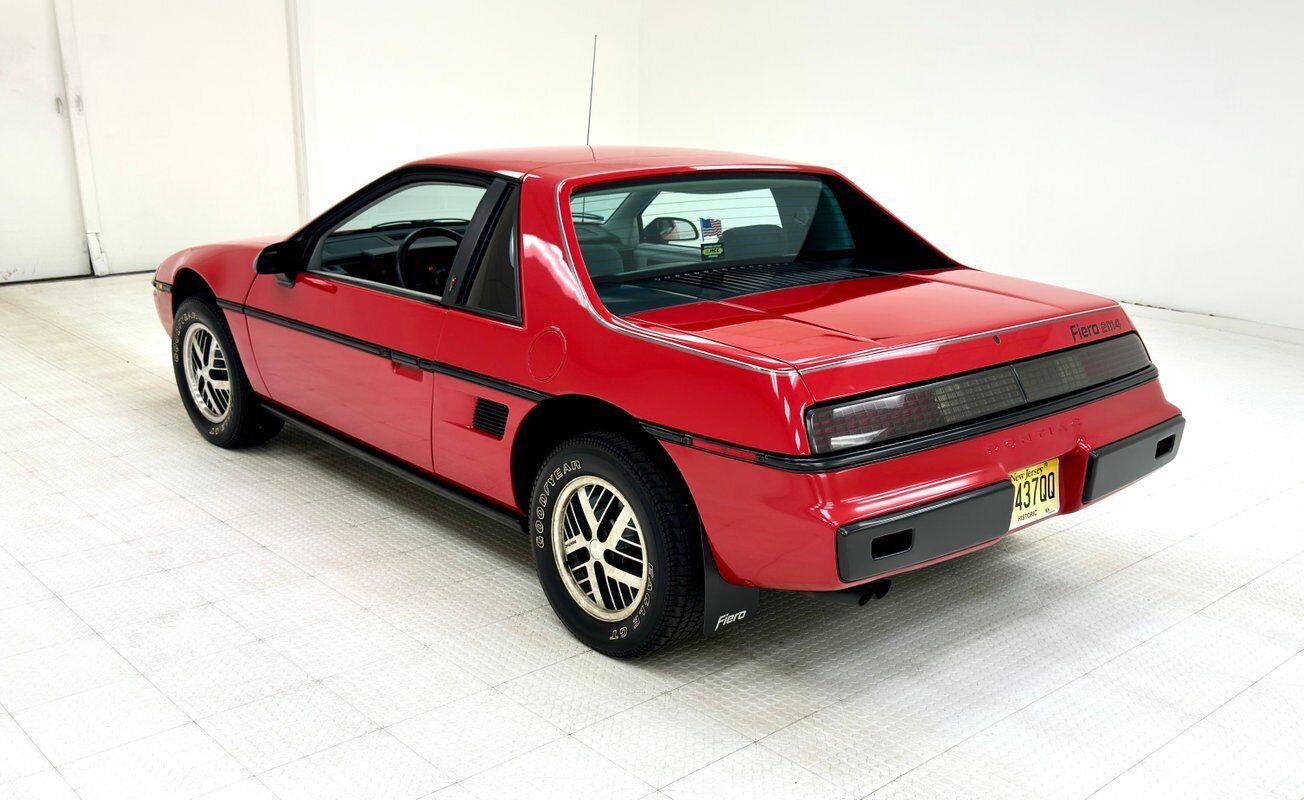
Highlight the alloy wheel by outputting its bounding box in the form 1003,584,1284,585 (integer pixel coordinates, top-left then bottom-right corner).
551,475,649,621
182,322,232,423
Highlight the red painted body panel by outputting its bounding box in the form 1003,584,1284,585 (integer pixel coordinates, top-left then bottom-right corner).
796,305,1136,405
154,238,279,396
154,237,278,300
413,146,804,182
245,273,443,470
508,175,813,456
431,303,536,508
152,146,1184,592
629,268,1114,369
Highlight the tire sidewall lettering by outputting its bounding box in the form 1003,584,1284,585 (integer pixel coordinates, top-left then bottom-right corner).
531,452,660,645
172,304,235,441
532,458,581,543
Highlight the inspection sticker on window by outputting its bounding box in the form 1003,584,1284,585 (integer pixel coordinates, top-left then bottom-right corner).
700,218,723,258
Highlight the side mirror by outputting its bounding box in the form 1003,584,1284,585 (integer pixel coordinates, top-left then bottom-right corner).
255,243,294,276
642,216,699,243
255,243,299,286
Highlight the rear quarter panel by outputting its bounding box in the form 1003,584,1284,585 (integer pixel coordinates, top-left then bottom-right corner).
514,175,815,454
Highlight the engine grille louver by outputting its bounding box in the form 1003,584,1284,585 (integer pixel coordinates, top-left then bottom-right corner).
472,398,509,439
653,261,882,295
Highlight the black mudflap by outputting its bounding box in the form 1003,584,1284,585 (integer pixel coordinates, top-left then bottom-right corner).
701,530,760,636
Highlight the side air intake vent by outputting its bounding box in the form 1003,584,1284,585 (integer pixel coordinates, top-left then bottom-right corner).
654,262,882,295
472,398,509,439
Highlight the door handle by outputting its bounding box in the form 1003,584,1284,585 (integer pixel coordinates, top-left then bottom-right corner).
299,275,337,293
390,352,423,380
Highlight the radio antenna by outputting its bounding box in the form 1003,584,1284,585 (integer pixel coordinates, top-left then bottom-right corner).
585,34,598,149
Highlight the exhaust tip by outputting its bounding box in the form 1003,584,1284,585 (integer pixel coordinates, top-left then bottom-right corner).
808,579,892,607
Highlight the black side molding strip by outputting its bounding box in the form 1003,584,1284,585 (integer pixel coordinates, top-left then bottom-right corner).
225,302,548,402
264,405,523,530
221,297,1158,474
421,360,548,402
241,305,386,357
644,366,1160,473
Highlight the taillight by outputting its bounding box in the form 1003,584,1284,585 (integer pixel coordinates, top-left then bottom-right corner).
806,334,1152,454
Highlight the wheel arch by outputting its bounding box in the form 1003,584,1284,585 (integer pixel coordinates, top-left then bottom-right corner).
170,267,217,314
510,394,690,515
509,393,760,639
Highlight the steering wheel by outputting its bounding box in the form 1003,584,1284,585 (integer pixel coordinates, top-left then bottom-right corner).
394,226,463,291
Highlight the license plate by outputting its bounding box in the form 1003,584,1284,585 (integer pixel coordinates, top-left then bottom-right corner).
1009,458,1060,528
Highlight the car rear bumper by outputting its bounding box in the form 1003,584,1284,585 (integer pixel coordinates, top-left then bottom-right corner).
665,379,1183,591
1083,416,1185,502
835,481,1014,583
834,415,1183,583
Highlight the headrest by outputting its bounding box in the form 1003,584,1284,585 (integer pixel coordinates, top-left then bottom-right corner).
720,224,787,259
581,243,624,277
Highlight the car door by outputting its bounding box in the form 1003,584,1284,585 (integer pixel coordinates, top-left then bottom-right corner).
244,171,499,472
429,186,536,505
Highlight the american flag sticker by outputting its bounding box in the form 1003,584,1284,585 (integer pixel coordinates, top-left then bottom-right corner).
700,218,723,239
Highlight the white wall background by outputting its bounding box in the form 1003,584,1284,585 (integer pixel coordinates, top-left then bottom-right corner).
0,0,87,281
636,0,1304,330
70,0,300,271
3,0,1300,330
297,0,642,213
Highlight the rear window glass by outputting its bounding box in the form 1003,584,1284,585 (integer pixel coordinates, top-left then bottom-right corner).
567,173,952,315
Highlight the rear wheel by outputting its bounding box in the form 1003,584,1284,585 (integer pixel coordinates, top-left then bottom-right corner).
529,432,703,656
171,297,282,448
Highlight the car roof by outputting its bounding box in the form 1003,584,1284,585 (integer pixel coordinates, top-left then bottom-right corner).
405,146,812,182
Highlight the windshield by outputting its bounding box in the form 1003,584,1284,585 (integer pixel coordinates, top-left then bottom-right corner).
568,173,953,315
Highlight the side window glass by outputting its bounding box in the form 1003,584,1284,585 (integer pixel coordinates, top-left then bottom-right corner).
462,193,520,319
312,182,487,298
570,191,630,224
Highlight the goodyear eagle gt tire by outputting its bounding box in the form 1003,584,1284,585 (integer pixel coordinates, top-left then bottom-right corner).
171,297,282,448
529,433,703,657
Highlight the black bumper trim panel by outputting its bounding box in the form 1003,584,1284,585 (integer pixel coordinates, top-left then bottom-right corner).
1083,415,1185,503
836,482,1014,583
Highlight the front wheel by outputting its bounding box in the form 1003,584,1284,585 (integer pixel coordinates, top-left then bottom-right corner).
171,297,282,448
529,433,703,657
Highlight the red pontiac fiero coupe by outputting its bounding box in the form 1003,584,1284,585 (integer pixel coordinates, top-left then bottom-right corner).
153,147,1184,655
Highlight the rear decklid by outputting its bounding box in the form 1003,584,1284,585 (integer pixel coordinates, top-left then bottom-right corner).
628,267,1133,402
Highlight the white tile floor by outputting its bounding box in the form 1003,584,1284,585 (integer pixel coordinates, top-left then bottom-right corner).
0,273,1301,800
